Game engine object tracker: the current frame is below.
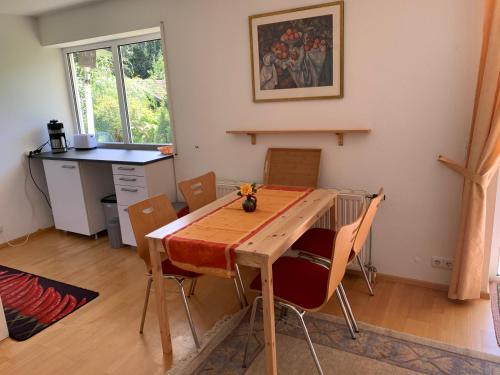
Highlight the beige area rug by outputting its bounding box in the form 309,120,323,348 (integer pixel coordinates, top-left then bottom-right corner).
167,307,500,375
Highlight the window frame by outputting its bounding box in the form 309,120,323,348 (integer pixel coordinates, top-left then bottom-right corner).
62,33,173,149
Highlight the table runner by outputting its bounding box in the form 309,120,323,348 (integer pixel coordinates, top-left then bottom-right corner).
162,186,313,278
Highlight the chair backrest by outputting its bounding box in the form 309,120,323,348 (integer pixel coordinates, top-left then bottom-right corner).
325,215,363,303
178,171,217,212
128,195,178,270
352,188,385,255
263,148,321,188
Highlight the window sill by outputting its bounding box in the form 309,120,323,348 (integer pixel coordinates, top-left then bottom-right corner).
97,143,173,151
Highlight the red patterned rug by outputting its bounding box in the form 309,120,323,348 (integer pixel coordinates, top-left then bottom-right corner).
0,265,98,341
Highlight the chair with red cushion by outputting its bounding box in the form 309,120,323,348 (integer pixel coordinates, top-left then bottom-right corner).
243,217,363,374
292,188,385,296
128,195,203,347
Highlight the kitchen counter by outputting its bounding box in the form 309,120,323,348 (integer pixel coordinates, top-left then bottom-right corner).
33,148,173,166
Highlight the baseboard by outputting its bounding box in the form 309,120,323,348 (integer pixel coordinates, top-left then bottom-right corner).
347,269,490,300
480,291,490,300
0,226,55,249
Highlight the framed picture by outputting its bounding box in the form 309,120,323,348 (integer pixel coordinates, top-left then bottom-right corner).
249,1,344,102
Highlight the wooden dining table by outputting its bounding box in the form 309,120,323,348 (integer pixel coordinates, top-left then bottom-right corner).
146,188,338,374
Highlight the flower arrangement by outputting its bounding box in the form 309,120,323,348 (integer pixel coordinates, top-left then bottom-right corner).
238,183,257,212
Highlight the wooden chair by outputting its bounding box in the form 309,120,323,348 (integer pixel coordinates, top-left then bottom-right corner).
178,171,217,212
243,216,363,374
128,195,201,348
292,188,385,296
263,148,321,188
177,171,247,306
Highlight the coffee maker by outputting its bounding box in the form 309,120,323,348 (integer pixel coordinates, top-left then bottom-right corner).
47,120,68,153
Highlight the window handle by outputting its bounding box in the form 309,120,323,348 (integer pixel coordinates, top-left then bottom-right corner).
121,187,138,193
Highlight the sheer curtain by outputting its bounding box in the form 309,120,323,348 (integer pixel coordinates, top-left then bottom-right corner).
438,0,500,300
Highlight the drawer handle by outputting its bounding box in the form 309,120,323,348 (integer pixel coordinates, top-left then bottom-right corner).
121,188,139,193
119,177,137,182
61,165,76,169
123,208,128,212
118,166,135,171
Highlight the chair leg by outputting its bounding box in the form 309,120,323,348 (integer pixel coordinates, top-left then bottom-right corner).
139,277,153,334
188,278,197,297
233,278,245,309
335,288,357,340
235,264,248,306
176,278,201,349
356,254,374,296
282,303,324,375
243,296,261,368
338,283,359,333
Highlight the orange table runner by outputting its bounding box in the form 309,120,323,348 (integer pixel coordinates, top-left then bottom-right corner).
162,186,313,278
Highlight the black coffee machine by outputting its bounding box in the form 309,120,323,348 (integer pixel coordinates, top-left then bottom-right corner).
47,120,68,153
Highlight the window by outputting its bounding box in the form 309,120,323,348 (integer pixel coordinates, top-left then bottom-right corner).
65,34,173,146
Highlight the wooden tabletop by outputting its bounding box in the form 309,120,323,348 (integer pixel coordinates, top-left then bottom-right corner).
147,188,337,265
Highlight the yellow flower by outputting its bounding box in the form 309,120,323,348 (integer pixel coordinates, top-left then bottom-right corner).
240,183,253,196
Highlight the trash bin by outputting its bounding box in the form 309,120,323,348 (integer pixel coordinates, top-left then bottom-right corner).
101,194,123,248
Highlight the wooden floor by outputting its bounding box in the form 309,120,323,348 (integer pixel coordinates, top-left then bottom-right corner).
0,230,498,375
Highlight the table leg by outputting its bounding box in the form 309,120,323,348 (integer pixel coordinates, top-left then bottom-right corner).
148,238,172,354
260,260,277,374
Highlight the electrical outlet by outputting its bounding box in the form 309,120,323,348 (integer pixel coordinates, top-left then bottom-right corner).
443,259,453,270
431,256,453,270
431,256,443,268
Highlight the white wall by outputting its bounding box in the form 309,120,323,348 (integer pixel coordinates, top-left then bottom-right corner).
37,0,484,285
0,15,74,242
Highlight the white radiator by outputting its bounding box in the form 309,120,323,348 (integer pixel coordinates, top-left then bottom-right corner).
216,179,244,198
215,181,376,277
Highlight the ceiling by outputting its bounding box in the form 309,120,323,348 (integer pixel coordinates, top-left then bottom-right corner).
0,0,108,16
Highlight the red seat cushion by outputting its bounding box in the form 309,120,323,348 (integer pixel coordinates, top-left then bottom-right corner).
177,206,190,218
292,228,335,259
250,257,328,310
155,258,200,278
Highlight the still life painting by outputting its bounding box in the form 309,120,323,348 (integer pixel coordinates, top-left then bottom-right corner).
249,2,343,102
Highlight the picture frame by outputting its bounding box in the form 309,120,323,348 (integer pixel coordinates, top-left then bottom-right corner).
249,1,344,102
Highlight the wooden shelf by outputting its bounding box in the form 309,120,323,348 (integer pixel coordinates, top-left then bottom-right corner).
226,129,371,146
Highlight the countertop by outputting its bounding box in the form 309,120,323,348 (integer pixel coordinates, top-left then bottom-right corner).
32,148,173,166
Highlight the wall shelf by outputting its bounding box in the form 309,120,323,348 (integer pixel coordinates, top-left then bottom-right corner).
226,129,371,146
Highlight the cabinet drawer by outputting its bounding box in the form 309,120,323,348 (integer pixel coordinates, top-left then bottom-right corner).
112,164,145,177
118,205,136,246
116,185,147,206
113,174,146,188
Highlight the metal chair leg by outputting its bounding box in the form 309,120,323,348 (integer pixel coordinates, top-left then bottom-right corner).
356,254,374,296
139,277,153,334
243,296,261,368
235,264,248,306
188,278,197,297
233,278,245,309
338,283,359,333
177,278,201,349
335,288,356,340
281,303,324,375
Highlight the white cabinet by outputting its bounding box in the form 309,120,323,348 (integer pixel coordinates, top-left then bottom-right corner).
113,158,176,246
43,160,114,236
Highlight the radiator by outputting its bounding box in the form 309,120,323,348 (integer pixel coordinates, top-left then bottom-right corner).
215,181,376,279
216,179,244,198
